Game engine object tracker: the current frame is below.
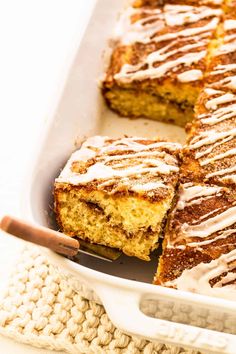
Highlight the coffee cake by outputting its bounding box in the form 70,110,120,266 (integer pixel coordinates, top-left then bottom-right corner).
102,3,222,126
54,136,181,260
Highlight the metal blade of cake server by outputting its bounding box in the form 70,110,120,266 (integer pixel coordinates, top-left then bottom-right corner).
75,239,122,262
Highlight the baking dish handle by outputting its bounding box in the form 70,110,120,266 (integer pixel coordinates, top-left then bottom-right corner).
95,285,236,354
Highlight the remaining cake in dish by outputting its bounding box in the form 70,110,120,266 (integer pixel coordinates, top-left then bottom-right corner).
180,14,236,188
181,88,236,187
54,136,181,261
98,0,236,299
206,16,236,92
155,182,236,299
102,2,222,126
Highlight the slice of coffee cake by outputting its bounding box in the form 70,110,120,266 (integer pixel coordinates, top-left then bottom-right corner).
54,136,181,260
102,3,222,126
155,182,236,300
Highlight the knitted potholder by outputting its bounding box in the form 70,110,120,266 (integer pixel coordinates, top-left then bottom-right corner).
0,246,201,354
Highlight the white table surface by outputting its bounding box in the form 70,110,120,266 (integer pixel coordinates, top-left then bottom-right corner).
0,1,95,352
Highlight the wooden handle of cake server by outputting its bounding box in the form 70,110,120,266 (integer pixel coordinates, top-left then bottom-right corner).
0,215,80,257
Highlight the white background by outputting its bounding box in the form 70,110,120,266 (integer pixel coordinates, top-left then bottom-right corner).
0,1,95,352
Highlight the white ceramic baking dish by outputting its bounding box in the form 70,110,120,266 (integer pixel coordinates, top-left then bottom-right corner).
22,0,236,352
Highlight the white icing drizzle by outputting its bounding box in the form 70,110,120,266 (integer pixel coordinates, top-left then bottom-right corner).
207,19,236,98
181,205,236,238
213,75,236,90
206,164,236,178
100,137,181,153
188,228,236,247
115,5,221,45
189,127,236,150
224,19,236,31
114,7,164,45
176,184,222,210
204,89,236,110
151,19,217,43
104,149,177,163
177,194,219,211
195,135,233,159
220,175,236,183
214,41,236,56
214,19,236,57
164,5,221,27
113,5,220,83
166,249,236,300
215,272,236,288
188,125,236,168
191,207,222,224
202,0,222,4
197,89,236,181
199,147,236,166
131,181,167,192
177,69,203,82
56,136,180,192
208,54,236,90
223,33,236,42
173,184,236,249
210,63,236,75
115,50,206,82
200,103,236,125
167,184,236,300
169,81,234,180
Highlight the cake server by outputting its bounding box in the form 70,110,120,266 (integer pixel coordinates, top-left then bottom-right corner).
0,215,121,262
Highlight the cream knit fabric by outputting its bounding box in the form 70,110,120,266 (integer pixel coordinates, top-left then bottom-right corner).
0,246,201,354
